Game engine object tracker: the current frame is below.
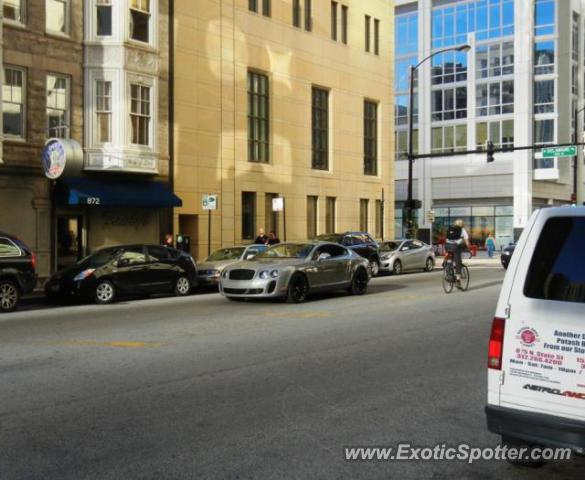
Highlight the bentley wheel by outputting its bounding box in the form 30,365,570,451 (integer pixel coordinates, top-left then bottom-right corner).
0,280,20,313
349,268,369,295
174,276,191,296
95,280,115,305
287,274,308,303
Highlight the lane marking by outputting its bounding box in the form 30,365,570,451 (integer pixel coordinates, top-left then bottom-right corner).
41,340,163,349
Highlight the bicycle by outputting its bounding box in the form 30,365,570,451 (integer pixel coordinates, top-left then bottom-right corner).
442,251,469,293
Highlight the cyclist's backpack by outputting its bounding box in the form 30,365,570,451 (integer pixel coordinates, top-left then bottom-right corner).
447,225,462,241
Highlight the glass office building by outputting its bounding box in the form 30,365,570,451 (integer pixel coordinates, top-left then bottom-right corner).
394,0,583,248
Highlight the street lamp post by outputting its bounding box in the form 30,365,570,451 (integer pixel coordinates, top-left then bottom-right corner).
405,44,471,239
573,106,585,204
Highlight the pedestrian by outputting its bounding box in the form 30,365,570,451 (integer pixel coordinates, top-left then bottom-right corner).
485,234,496,258
254,228,268,245
163,233,174,248
267,231,280,245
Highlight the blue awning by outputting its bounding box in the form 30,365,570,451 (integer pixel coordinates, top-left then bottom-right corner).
55,177,182,207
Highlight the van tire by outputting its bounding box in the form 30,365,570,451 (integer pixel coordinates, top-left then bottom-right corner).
501,436,546,468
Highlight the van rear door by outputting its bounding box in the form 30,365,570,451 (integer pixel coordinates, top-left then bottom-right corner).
499,208,585,421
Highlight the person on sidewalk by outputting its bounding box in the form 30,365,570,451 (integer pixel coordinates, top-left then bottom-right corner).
485,234,496,258
254,228,268,245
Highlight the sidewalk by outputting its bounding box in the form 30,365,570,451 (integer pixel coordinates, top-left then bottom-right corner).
436,250,502,268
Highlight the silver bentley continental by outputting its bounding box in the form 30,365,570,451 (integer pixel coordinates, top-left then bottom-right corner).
219,242,370,303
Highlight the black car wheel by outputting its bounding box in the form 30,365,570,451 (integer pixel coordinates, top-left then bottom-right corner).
369,258,380,277
174,276,191,296
95,280,116,305
424,257,434,272
287,274,309,303
349,268,369,295
392,260,402,275
0,280,20,313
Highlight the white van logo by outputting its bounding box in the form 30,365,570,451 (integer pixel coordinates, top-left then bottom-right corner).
516,327,540,347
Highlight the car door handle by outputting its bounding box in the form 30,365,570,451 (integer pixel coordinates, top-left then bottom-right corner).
130,266,143,271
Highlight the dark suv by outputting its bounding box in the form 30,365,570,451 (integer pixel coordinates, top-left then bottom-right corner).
314,232,381,276
0,233,38,312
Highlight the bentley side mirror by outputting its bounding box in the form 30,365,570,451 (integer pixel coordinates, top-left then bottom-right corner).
317,253,332,262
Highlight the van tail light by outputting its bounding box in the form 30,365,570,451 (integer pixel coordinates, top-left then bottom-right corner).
31,253,37,272
488,317,506,370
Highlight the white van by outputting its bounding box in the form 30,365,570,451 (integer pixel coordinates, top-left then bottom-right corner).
486,206,585,462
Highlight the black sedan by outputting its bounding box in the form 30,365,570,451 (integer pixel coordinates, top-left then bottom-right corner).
313,232,381,276
45,245,198,304
500,243,516,269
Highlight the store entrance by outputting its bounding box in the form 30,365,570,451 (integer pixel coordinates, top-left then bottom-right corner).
56,214,84,271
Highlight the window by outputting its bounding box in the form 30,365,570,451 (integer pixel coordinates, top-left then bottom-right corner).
96,80,112,143
46,0,68,34
431,125,467,153
304,0,312,31
312,87,329,170
97,0,112,36
262,0,271,17
242,192,256,240
431,87,467,121
326,197,336,233
0,238,21,257
248,0,257,12
475,42,514,79
431,50,468,85
118,247,147,265
341,5,348,44
396,11,418,56
147,246,172,260
360,199,369,232
364,100,377,175
307,196,318,238
130,0,150,43
572,14,579,62
524,217,585,304
534,79,554,114
535,0,555,37
476,119,514,149
375,200,383,239
331,2,338,41
395,93,418,126
293,0,301,27
534,41,555,75
265,193,278,237
247,71,269,163
3,0,24,23
395,129,418,160
365,15,371,52
46,74,69,138
3,67,25,139
534,119,554,145
476,80,513,116
130,84,150,145
374,19,380,55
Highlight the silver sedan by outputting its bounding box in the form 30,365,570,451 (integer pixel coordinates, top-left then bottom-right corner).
379,239,435,275
197,244,268,286
219,242,370,303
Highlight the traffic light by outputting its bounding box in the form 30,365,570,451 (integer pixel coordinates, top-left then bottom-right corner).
486,140,495,163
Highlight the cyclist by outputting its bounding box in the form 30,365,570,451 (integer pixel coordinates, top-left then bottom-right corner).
445,219,471,284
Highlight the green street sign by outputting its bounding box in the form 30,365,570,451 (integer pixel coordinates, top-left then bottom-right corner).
541,146,577,158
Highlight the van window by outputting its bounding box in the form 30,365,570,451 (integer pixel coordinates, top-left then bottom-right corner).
524,217,585,303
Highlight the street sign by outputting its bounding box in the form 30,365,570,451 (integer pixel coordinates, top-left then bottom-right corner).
272,197,284,212
541,146,577,158
202,194,218,210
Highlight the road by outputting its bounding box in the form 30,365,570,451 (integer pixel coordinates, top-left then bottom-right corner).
0,265,583,479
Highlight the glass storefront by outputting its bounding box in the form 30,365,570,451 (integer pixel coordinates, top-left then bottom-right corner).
432,205,513,249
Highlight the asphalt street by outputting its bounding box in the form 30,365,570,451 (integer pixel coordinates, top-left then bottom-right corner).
0,265,583,479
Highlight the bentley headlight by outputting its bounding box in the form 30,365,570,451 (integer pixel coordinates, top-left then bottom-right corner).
259,270,269,279
270,270,279,278
222,270,229,278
